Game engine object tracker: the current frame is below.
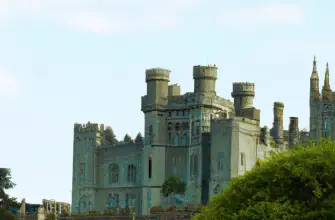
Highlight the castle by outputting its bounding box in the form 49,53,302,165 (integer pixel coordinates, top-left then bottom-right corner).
72,64,310,215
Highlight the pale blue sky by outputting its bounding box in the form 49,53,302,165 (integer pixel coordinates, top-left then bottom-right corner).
1,0,334,204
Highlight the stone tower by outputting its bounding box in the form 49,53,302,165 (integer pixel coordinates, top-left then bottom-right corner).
309,56,321,140
193,65,217,95
72,122,100,213
141,68,170,213
231,82,255,117
271,102,284,144
288,117,299,148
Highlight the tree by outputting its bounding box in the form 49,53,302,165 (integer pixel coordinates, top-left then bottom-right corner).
0,168,15,197
161,176,186,197
0,207,17,220
194,138,335,219
0,168,17,220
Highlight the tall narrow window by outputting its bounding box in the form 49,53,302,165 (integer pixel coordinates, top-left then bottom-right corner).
240,153,246,173
173,135,179,145
182,134,188,146
148,157,152,179
127,164,136,183
109,163,119,184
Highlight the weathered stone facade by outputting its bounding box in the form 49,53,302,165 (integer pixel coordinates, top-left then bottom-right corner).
72,64,306,215
309,56,335,141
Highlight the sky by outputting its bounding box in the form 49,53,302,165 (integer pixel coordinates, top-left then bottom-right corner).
1,0,335,204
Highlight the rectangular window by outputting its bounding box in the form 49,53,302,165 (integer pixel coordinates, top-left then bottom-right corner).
173,167,177,176
148,158,152,178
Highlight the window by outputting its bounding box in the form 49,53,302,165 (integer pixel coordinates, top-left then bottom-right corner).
182,134,188,146
182,122,189,130
127,164,136,183
168,122,173,131
148,157,152,178
107,193,119,207
169,112,172,117
177,111,183,116
173,167,177,176
173,135,180,145
109,163,119,184
218,153,224,170
175,123,180,130
83,142,87,153
172,156,176,165
240,153,246,173
148,125,153,135
168,132,172,144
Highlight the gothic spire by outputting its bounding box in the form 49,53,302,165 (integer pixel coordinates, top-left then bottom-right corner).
323,62,330,90
311,55,319,79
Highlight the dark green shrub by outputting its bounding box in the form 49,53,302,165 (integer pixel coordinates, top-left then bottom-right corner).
194,138,335,219
0,207,17,220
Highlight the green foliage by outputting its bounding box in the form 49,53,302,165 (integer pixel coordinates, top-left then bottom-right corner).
0,207,17,220
88,210,101,216
0,168,15,196
103,209,114,216
161,176,186,197
194,138,335,219
46,213,56,220
4,196,20,210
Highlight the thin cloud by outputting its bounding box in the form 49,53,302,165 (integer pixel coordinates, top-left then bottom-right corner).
0,0,200,34
220,4,303,30
0,68,20,96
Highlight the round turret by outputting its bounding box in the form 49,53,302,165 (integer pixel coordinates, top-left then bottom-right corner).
145,68,170,82
231,82,255,113
193,65,218,94
145,68,170,107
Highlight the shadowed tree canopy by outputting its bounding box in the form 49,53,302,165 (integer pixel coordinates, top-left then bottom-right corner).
0,168,15,197
194,138,335,220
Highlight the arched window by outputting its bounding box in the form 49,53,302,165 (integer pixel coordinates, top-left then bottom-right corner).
109,163,119,184
173,135,179,145
127,164,136,183
172,156,176,165
175,123,180,130
182,134,188,146
168,123,173,131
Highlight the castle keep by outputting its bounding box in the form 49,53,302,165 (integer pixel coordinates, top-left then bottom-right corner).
72,64,309,215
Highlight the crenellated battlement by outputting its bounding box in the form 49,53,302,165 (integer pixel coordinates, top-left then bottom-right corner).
274,102,284,108
74,121,100,132
232,82,255,96
145,68,170,82
193,65,218,79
